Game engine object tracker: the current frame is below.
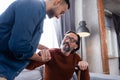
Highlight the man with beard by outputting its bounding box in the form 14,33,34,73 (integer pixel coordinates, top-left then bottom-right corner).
26,31,90,80
0,0,69,80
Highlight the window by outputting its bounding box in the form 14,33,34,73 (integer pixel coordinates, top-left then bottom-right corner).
40,16,59,48
105,15,119,58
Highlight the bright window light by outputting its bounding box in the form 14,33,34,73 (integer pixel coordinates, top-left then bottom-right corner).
40,16,59,48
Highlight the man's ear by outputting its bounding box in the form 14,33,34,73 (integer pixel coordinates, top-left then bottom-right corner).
74,44,78,49
54,0,61,5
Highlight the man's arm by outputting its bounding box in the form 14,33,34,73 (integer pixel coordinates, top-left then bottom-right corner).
26,50,51,70
26,44,51,69
37,44,49,50
75,61,90,80
30,49,51,62
30,44,50,61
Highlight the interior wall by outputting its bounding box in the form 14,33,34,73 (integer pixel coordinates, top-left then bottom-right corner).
75,0,103,73
75,0,83,28
109,58,120,75
83,0,103,73
75,0,120,75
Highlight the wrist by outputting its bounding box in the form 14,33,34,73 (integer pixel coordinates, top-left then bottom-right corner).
38,51,41,56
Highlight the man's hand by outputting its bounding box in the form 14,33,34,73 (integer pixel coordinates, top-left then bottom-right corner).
78,61,88,71
38,49,51,62
38,44,49,50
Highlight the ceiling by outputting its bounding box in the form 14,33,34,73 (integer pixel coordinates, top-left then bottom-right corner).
104,0,120,16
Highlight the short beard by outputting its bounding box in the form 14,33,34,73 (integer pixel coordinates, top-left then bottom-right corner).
62,42,71,52
63,46,70,52
47,9,55,18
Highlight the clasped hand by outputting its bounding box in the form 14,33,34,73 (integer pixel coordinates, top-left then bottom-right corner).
78,61,89,71
38,49,51,62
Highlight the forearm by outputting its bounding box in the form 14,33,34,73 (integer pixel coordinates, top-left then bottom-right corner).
30,44,48,61
27,49,51,70
80,68,90,80
26,59,44,70
37,44,48,50
27,53,44,70
30,49,51,61
29,52,42,61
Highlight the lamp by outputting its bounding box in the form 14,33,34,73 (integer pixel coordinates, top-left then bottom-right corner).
77,21,90,59
77,21,90,37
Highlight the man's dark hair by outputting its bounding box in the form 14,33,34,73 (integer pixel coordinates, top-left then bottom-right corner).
64,0,70,9
65,31,80,53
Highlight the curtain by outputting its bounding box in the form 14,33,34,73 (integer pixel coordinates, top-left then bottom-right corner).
40,16,59,48
112,13,120,69
55,0,76,46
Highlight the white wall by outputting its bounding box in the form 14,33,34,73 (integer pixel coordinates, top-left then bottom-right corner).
75,0,103,73
75,0,120,75
109,58,120,75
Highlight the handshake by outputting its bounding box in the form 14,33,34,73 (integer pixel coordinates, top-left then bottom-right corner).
37,49,51,62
